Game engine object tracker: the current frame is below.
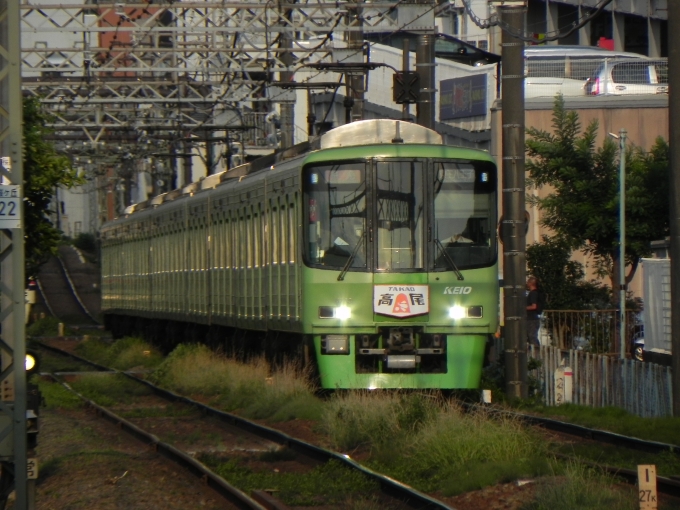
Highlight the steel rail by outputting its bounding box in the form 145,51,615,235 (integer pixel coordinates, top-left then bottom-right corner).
36,341,455,510
463,402,680,498
44,374,270,510
464,403,680,456
55,256,99,324
552,453,680,499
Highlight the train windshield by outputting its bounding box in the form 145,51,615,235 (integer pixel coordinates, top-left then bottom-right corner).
303,158,496,273
432,161,497,270
376,161,425,270
304,163,368,269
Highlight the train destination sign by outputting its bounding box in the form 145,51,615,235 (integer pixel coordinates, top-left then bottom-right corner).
373,285,429,318
0,185,22,229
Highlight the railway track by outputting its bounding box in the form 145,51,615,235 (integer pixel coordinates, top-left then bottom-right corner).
37,339,680,506
463,401,680,499
36,341,455,510
35,247,99,325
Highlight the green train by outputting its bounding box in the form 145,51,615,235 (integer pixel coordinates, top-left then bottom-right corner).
101,119,499,389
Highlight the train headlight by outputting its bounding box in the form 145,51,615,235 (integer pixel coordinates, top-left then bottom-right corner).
449,306,466,320
334,306,351,320
318,306,352,319
448,306,484,320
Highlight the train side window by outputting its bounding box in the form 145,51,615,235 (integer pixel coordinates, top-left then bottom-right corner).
247,213,253,269
280,204,287,266
226,214,233,270
288,200,296,264
271,206,279,265
254,210,261,268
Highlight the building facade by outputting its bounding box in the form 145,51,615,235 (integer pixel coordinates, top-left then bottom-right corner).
437,0,667,57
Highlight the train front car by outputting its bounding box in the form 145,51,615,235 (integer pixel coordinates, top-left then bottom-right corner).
302,120,499,389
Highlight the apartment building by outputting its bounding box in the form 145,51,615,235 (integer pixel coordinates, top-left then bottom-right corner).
437,0,667,57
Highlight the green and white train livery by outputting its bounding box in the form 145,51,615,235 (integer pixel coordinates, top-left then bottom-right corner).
101,119,499,389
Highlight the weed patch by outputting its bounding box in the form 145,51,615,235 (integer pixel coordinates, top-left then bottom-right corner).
38,379,83,410
34,350,91,373
320,391,440,452
198,457,377,506
150,344,320,421
27,317,73,337
69,373,152,406
74,336,163,370
524,403,680,446
523,462,637,510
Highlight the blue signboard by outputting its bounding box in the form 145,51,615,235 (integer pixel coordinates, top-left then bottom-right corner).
440,74,488,120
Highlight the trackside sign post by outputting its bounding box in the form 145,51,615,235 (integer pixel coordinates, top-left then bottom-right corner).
0,185,22,229
638,464,657,509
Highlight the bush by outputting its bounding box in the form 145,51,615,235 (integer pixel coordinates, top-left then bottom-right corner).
74,336,163,370
72,232,97,253
149,344,321,421
27,316,67,337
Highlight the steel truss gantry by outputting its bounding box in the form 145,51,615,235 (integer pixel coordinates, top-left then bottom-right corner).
20,1,435,162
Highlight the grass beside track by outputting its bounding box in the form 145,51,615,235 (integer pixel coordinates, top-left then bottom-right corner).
33,333,680,509
521,403,680,446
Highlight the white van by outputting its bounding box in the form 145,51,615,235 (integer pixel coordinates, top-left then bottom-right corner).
584,59,668,96
523,45,648,98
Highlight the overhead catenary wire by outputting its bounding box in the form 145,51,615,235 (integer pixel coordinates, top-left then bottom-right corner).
42,2,439,170
462,0,615,43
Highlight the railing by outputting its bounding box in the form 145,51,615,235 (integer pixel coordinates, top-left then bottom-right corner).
240,111,271,149
528,345,672,418
538,309,640,355
490,337,672,417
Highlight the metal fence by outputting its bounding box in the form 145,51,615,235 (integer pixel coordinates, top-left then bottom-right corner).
538,309,640,355
523,57,668,98
241,111,271,148
528,345,672,418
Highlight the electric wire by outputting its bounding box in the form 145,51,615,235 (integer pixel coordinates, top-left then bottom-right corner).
33,2,437,169
462,0,615,44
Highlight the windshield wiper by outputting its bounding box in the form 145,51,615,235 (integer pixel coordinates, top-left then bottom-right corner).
337,232,365,281
435,239,464,281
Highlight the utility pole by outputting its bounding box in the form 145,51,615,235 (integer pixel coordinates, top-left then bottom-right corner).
668,0,680,416
347,5,365,122
416,33,435,129
0,0,30,507
497,1,528,400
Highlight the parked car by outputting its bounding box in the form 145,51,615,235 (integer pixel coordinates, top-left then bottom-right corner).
523,46,647,99
584,59,668,96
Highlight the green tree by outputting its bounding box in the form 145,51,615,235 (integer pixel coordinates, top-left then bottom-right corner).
525,95,669,305
527,235,610,310
23,97,84,276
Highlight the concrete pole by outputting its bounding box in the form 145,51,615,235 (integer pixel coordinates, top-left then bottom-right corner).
416,33,435,130
667,0,680,416
618,130,627,360
402,39,411,121
347,5,365,122
499,2,528,400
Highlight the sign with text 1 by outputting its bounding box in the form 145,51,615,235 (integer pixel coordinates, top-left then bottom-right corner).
373,285,429,318
439,74,488,120
0,185,22,229
638,465,657,509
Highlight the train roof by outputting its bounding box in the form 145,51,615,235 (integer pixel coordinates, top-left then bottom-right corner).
112,119,486,222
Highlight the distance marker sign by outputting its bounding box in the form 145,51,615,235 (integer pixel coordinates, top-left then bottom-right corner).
0,185,22,229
